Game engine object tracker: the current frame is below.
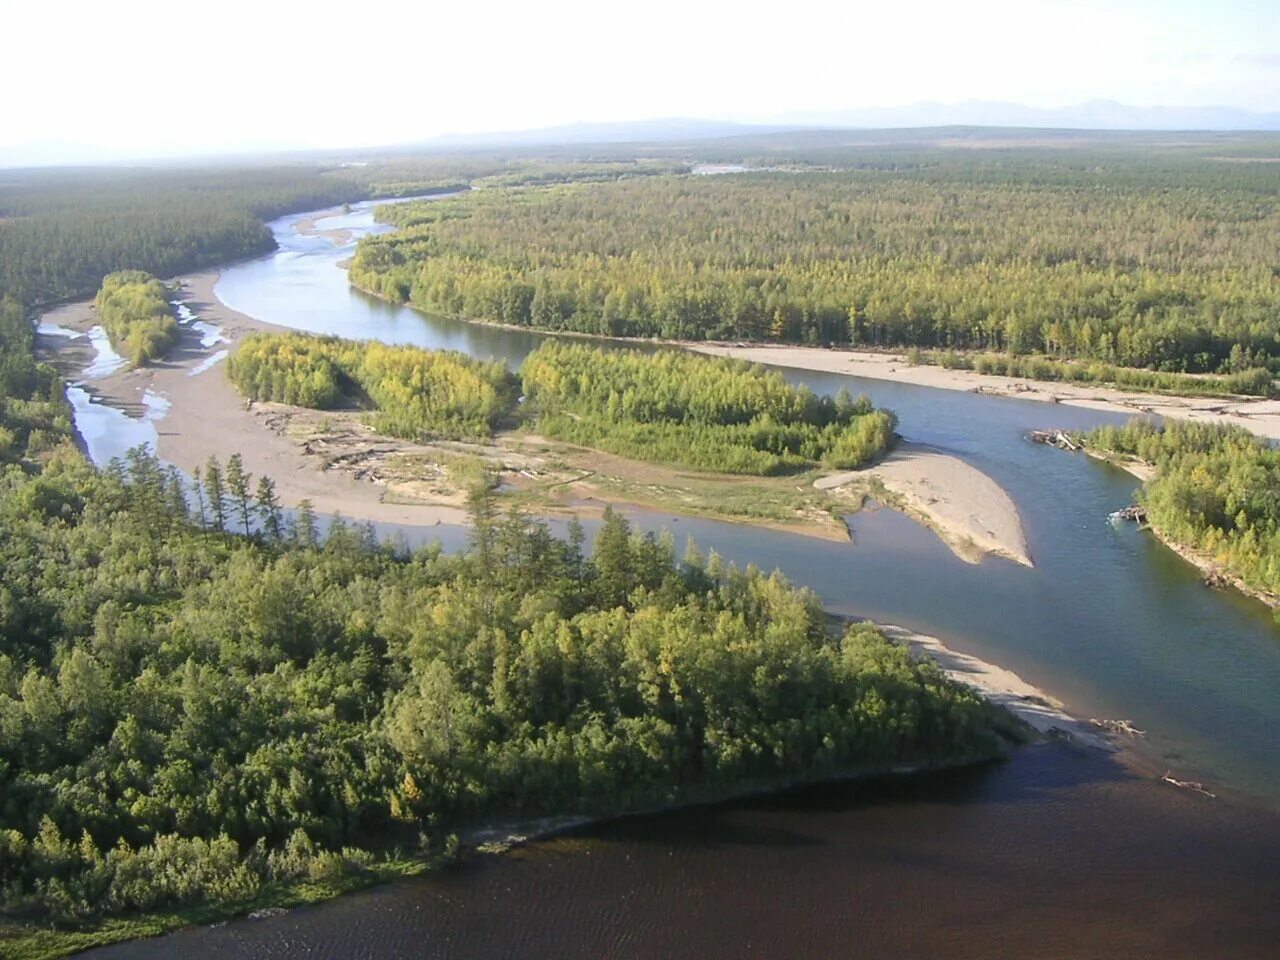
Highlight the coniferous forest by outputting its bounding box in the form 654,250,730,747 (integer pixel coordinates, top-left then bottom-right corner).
350,159,1280,385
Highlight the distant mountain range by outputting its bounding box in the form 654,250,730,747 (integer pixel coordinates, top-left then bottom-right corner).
771,99,1280,132
418,101,1280,150
420,118,787,148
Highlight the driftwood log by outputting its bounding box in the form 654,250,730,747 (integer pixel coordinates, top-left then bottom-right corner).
1089,718,1146,738
1109,505,1148,524
1028,429,1080,451
1161,771,1217,799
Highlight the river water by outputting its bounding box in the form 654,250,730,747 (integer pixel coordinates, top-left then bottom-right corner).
85,200,1280,957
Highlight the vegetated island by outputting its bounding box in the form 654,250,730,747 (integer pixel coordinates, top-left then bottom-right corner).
92,271,181,368
1036,418,1280,611
219,330,1030,565
223,331,906,541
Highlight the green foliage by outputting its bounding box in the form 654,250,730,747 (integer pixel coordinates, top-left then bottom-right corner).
1086,420,1280,598
521,341,896,473
93,272,179,367
0,298,71,466
0,456,1001,927
226,332,519,439
350,165,1280,375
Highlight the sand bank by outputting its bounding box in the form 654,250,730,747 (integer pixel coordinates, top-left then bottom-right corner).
294,208,354,246
818,442,1032,567
879,624,1114,750
39,276,857,540
691,344,1280,442
39,272,467,527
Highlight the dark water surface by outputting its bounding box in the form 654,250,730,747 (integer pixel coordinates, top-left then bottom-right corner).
92,746,1279,960
81,201,1280,957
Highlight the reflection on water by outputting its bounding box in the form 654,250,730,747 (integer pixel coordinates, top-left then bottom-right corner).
83,325,127,379
66,385,166,463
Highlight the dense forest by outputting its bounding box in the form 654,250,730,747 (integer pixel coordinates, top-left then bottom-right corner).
226,332,518,439
0,298,69,467
349,163,1280,384
1083,420,1280,600
0,168,377,308
93,271,178,367
0,448,1005,934
522,341,897,473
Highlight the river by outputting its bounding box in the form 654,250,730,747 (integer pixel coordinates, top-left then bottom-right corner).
83,200,1280,957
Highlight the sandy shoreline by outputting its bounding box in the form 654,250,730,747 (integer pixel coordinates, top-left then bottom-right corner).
690,343,1280,442
819,441,1032,567
38,272,468,528
880,624,1114,750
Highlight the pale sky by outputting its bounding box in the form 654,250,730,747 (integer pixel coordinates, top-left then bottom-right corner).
2,0,1277,164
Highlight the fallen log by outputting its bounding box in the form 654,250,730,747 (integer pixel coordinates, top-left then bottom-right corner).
1161,771,1217,799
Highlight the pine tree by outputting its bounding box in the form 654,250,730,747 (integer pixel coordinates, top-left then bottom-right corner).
293,498,318,548
255,475,283,542
226,453,254,537
191,466,208,531
203,456,227,533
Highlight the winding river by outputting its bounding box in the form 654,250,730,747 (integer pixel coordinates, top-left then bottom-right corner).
84,200,1280,958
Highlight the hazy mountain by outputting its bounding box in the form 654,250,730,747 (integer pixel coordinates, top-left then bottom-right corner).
773,99,1280,131
422,118,794,148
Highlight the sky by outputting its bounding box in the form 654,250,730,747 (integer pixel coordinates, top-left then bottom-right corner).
2,0,1277,164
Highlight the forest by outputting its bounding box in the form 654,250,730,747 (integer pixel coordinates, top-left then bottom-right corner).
349,162,1280,386
226,332,519,439
521,341,897,473
0,158,690,313
1083,419,1280,601
0,446,1006,946
0,168,377,309
93,272,178,367
224,333,897,475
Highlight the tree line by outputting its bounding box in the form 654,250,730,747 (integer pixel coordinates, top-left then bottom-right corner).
0,297,69,466
348,166,1280,383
